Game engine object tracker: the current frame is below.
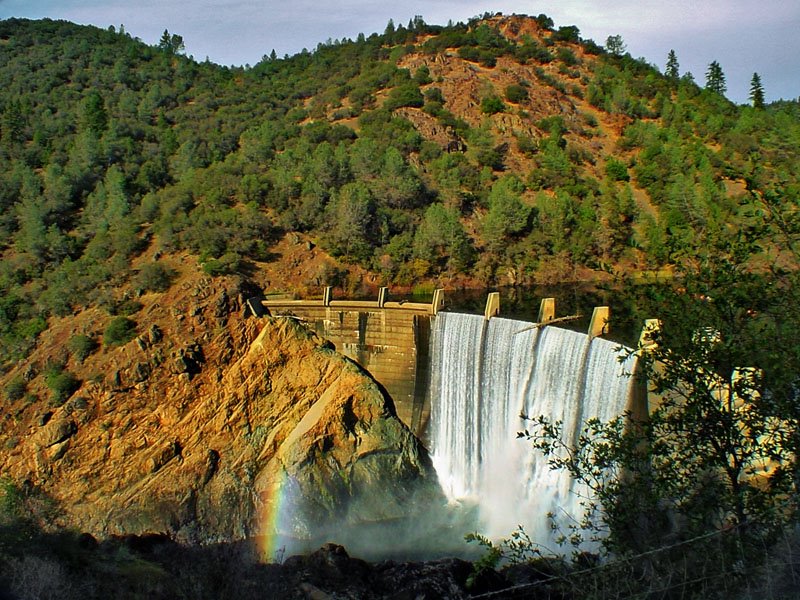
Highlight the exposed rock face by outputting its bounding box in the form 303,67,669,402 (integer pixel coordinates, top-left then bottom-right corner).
0,280,443,545
220,317,442,542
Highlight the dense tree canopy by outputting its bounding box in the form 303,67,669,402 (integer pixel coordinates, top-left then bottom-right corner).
0,15,796,368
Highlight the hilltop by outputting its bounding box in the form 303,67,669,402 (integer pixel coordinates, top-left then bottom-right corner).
0,14,798,370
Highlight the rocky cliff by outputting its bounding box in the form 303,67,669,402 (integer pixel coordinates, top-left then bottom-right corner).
0,264,443,548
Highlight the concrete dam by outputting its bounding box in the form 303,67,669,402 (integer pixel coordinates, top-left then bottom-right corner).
257,288,446,437
258,287,648,546
256,288,646,440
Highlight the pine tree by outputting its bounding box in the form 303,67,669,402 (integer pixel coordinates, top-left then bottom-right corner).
170,32,185,55
705,60,727,96
2,100,25,145
750,72,765,109
158,29,184,55
665,50,679,80
158,29,171,52
605,34,626,56
82,91,108,135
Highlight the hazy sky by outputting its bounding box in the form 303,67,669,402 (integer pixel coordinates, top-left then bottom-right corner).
1,0,797,104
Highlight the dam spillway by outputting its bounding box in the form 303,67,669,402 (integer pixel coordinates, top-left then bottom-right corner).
427,312,638,544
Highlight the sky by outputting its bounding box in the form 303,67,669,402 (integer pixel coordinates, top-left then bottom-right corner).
0,0,798,104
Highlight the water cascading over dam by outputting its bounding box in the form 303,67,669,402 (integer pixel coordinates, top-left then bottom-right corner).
427,312,638,546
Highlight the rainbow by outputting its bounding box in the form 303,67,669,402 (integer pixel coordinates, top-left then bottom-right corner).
258,468,296,562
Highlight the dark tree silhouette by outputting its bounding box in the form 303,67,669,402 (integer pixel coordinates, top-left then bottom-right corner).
750,72,765,109
665,49,679,79
705,60,727,95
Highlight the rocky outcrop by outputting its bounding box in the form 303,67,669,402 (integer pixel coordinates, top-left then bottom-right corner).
0,279,443,546
213,317,443,542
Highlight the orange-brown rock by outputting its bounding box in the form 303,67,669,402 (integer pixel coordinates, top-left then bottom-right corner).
0,274,442,544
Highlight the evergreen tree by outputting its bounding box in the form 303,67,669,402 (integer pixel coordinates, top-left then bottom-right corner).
535,14,554,30
159,29,171,51
171,32,185,54
82,91,108,135
605,35,626,56
749,72,765,109
1,100,25,145
665,49,679,80
705,60,727,96
414,203,473,273
158,29,185,54
482,175,531,252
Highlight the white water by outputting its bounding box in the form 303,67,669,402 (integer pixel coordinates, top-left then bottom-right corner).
428,312,637,548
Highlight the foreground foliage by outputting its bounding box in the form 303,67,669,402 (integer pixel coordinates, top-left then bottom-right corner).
507,209,800,596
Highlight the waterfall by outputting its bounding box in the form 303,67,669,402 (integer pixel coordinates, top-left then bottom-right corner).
428,312,637,547
428,312,485,499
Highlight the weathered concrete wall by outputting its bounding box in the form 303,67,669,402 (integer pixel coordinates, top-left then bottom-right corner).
261,301,432,438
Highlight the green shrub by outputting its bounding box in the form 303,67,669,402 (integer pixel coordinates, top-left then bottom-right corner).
423,101,444,116
45,369,80,406
505,84,528,104
582,112,598,127
413,65,432,85
567,144,595,166
114,299,143,316
605,157,630,181
419,141,443,162
556,47,579,66
201,252,244,276
103,317,137,346
480,95,505,115
515,134,538,156
331,107,357,120
134,263,175,293
5,377,26,402
552,25,580,43
384,84,424,110
458,46,480,63
515,40,553,64
475,146,505,170
0,478,23,518
68,335,97,363
424,87,444,104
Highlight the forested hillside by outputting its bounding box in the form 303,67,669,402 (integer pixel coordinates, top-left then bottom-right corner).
0,14,798,369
